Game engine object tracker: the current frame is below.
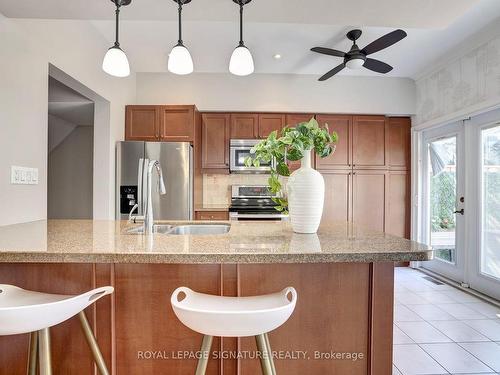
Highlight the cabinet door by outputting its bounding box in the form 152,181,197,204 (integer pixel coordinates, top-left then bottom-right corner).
352,170,387,232
315,115,352,170
388,117,410,170
238,264,370,375
284,114,315,172
195,211,229,221
386,171,409,238
258,114,285,138
322,171,351,223
159,105,194,142
201,113,230,170
285,113,314,127
125,105,160,141
230,113,258,139
352,115,387,168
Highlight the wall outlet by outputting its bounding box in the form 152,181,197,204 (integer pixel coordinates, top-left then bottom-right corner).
11,166,39,185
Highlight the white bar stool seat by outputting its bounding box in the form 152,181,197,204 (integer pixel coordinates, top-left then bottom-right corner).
0,284,114,375
171,286,297,375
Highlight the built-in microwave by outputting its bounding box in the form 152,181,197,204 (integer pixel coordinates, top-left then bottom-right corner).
229,139,274,173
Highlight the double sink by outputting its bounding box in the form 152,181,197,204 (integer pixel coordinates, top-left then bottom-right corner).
125,223,231,236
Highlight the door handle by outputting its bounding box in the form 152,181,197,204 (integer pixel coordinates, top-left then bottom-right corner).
453,209,464,215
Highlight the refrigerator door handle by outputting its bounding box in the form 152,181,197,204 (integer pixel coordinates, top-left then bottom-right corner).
137,158,147,216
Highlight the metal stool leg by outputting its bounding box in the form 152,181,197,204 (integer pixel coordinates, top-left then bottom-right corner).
263,333,277,375
195,335,213,375
27,331,38,375
78,311,110,375
38,328,52,375
255,334,273,375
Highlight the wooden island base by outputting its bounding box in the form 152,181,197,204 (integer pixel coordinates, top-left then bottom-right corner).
0,262,394,375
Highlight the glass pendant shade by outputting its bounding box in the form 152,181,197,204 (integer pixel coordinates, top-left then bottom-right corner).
229,45,254,76
346,57,365,70
168,44,194,75
102,46,130,77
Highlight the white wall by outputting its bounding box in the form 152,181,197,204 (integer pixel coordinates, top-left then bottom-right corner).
415,19,500,128
0,15,136,226
137,73,416,115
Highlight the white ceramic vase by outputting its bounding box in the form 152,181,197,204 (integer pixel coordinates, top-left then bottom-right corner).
286,149,325,233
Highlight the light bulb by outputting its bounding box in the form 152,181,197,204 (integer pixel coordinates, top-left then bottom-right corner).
346,58,365,70
168,44,194,75
229,45,254,76
102,46,130,77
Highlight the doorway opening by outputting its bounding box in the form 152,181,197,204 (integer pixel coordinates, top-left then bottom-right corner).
47,77,94,219
47,64,112,219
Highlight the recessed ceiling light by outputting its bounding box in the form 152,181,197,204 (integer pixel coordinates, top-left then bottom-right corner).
273,54,282,60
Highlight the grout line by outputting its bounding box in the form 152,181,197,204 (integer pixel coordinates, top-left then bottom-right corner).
394,268,500,375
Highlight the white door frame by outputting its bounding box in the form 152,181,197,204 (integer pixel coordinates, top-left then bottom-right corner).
466,111,500,300
413,109,500,300
419,122,466,282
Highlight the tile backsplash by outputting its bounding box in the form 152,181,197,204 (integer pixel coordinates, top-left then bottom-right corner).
203,174,269,206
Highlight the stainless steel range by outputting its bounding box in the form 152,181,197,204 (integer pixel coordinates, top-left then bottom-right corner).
229,185,288,221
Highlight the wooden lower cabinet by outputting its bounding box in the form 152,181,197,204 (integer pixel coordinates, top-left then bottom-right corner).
322,171,351,223
352,170,387,232
0,263,394,375
195,211,229,220
386,171,410,238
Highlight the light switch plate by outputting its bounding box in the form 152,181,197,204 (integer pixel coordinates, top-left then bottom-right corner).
11,166,39,185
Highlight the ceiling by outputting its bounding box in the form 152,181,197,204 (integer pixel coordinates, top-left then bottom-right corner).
2,0,500,78
48,78,94,126
0,0,480,28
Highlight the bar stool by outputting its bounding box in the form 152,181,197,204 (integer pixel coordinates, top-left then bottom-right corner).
171,286,297,375
0,284,114,375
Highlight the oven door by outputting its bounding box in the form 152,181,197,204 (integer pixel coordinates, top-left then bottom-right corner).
230,146,273,173
229,212,289,221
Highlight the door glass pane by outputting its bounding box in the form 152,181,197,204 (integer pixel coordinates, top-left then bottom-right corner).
427,136,457,263
481,125,500,279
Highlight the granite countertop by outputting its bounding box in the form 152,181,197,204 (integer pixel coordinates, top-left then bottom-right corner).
194,205,229,212
0,220,432,264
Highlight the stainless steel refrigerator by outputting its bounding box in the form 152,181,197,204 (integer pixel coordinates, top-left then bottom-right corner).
116,141,193,220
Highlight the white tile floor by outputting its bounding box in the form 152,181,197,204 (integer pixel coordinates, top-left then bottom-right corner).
393,267,500,375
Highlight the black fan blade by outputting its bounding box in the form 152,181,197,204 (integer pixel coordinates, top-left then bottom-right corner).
311,47,346,58
363,58,393,74
318,63,345,81
361,29,407,55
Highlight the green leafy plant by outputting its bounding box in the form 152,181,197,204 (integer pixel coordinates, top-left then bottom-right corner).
245,117,338,213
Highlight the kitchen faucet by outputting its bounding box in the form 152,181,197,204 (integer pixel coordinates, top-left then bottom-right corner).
143,159,166,234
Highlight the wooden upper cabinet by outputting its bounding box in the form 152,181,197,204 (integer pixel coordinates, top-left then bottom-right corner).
352,115,387,169
230,113,258,139
315,115,352,170
285,114,314,127
258,114,285,138
352,170,387,232
126,105,196,142
159,105,195,142
201,113,230,170
125,105,160,141
387,117,411,170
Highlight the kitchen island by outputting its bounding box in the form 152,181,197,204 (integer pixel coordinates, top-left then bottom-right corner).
0,220,431,375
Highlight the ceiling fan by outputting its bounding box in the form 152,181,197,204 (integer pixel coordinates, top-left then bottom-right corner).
311,29,407,81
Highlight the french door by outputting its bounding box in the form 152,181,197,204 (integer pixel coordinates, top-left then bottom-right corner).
466,113,500,300
421,122,466,282
419,111,500,300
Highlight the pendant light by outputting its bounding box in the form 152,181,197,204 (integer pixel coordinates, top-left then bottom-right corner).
168,0,194,75
229,0,254,76
102,0,131,78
